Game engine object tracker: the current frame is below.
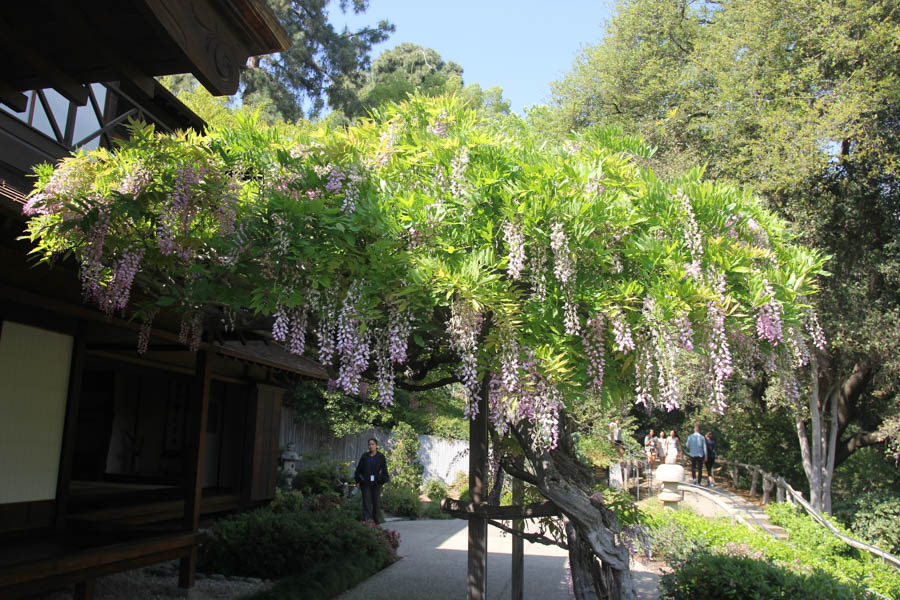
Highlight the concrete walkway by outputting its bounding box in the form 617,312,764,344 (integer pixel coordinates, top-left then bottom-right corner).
336,518,661,600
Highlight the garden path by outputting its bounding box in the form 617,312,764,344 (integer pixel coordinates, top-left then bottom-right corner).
336,518,662,600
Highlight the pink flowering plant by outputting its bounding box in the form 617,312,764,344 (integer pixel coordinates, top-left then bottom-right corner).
23,95,828,593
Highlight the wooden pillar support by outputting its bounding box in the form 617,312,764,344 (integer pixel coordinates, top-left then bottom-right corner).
179,349,212,589
511,460,524,600
466,383,489,600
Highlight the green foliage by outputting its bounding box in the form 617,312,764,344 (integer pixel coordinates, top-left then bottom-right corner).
550,0,900,488
386,422,424,491
660,550,867,600
833,492,900,556
381,484,421,519
832,446,900,500
240,1,394,120
423,478,449,504
646,504,900,598
343,43,511,121
24,95,827,475
199,503,398,580
290,451,352,497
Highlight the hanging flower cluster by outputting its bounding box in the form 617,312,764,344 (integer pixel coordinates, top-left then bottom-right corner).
550,220,575,284
118,162,153,197
450,147,469,199
157,165,201,259
610,311,635,353
756,279,784,345
273,303,308,356
491,348,563,451
787,326,810,368
529,245,548,303
805,311,827,351
676,188,703,261
634,342,655,407
582,315,606,397
503,221,526,280
448,299,483,415
334,286,371,395
707,301,734,413
178,310,203,352
671,314,694,352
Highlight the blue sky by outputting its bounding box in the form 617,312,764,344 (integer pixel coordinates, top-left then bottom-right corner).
331,1,613,115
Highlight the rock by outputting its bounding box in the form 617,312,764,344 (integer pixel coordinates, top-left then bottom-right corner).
247,577,262,584
209,573,226,581
195,572,207,580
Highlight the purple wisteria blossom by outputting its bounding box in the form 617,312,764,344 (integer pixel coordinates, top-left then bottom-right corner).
755,280,784,345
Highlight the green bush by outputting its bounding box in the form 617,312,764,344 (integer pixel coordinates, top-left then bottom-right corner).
386,422,424,491
660,550,867,600
833,491,900,555
382,484,421,518
645,504,900,598
423,478,449,504
290,453,351,497
199,505,398,580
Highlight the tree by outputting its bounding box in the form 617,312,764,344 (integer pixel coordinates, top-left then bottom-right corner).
549,0,900,513
23,95,825,598
343,43,511,121
240,0,394,121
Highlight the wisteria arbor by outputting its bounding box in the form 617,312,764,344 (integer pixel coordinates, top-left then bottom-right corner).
24,96,826,599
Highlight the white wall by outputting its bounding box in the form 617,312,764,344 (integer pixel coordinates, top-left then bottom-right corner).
0,321,72,503
281,407,469,484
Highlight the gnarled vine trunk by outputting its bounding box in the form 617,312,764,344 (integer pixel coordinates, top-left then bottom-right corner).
510,412,636,600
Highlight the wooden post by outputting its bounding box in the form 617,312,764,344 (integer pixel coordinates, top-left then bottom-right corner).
776,477,785,503
511,459,524,600
179,349,212,588
749,469,760,497
55,323,86,529
730,465,739,488
467,382,489,600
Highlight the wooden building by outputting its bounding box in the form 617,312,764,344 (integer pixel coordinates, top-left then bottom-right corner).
0,3,304,598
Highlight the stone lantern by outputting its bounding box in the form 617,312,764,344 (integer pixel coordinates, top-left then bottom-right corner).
656,463,685,510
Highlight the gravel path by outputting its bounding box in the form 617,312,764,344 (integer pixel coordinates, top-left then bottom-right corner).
33,560,272,600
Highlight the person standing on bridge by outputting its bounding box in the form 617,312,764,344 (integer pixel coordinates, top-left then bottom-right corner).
686,425,707,485
355,437,389,523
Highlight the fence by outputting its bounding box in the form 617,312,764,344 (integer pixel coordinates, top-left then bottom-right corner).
279,407,469,484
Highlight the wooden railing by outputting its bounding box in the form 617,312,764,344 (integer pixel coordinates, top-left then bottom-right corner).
717,458,900,572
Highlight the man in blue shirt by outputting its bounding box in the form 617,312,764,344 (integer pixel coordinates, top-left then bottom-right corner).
685,425,707,485
354,438,390,523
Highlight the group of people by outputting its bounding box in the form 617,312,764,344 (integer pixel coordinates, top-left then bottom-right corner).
643,425,717,486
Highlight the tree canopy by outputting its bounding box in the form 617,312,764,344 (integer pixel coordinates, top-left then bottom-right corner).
240,0,395,121
546,0,900,509
25,95,824,435
23,93,827,596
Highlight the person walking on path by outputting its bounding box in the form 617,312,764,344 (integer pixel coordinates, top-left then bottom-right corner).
657,430,668,464
705,431,717,486
644,429,657,470
686,425,707,484
665,429,680,464
354,438,389,523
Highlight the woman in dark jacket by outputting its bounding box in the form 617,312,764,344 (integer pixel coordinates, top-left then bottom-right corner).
354,438,390,522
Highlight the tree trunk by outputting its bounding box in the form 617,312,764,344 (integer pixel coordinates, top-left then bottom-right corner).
510,413,636,600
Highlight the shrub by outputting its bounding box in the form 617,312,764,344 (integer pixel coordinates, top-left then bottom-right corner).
199,506,398,580
660,550,867,600
833,491,900,555
386,422,424,491
382,484,421,518
423,478,449,504
646,504,900,599
290,453,351,497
